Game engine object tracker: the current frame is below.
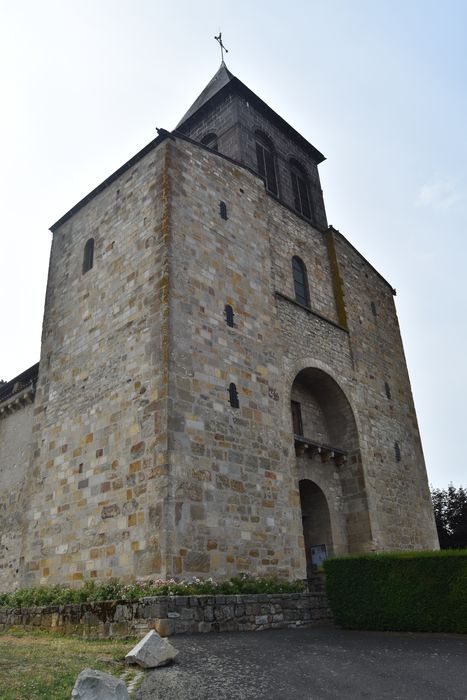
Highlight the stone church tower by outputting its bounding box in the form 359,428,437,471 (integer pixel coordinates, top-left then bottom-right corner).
0,63,438,590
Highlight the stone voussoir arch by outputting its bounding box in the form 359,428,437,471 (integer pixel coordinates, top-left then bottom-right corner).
281,355,364,440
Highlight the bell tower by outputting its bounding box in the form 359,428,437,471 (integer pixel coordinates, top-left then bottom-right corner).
175,63,328,230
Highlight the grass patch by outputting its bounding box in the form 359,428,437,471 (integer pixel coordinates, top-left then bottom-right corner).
0,630,135,699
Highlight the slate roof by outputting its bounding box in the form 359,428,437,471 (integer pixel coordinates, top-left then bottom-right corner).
175,62,325,164
176,62,235,128
0,362,39,404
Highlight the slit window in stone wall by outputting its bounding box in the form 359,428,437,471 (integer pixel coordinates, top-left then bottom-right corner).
228,382,239,408
219,201,228,220
290,159,312,220
394,441,401,462
385,382,391,399
255,131,278,195
292,256,309,307
201,132,218,151
371,301,377,317
224,304,235,327
83,238,94,274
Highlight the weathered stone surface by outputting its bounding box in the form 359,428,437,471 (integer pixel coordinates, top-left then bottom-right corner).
125,629,178,668
0,65,438,594
0,592,331,637
71,668,129,699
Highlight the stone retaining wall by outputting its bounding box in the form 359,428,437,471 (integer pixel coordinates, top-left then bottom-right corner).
0,592,331,637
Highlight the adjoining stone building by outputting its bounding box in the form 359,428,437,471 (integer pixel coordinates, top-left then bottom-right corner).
0,63,438,591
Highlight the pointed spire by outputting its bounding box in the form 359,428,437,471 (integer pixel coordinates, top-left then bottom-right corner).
176,63,235,129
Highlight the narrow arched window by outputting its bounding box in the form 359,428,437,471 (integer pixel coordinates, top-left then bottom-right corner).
219,201,228,220
290,159,312,219
292,256,309,307
255,131,278,195
228,382,239,408
83,238,94,274
201,132,218,151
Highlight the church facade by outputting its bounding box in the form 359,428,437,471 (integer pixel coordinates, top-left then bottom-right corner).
0,64,438,591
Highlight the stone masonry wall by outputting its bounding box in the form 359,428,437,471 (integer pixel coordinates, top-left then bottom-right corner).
166,138,305,579
235,97,327,230
20,141,172,587
0,592,331,637
177,93,243,164
0,404,34,592
0,128,437,594
333,231,439,550
178,91,328,231
265,196,373,554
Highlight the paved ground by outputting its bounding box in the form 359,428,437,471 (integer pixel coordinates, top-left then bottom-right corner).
135,625,467,700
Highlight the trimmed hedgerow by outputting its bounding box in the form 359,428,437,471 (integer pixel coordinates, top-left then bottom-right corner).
323,549,467,633
0,575,305,609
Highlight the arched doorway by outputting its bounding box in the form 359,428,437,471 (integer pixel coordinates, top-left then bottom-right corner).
291,367,372,565
299,479,332,577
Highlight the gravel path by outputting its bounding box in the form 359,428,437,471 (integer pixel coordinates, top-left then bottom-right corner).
135,625,467,700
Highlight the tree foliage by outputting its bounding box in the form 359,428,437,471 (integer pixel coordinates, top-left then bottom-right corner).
431,484,467,549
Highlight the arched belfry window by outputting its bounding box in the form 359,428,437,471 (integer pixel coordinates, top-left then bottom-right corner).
292,256,309,307
201,132,218,151
255,131,278,195
290,159,313,220
83,238,94,274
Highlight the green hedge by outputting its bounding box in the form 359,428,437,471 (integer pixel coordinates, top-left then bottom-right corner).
0,575,305,609
323,550,467,633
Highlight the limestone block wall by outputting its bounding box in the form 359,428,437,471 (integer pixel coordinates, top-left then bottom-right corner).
20,141,172,587
0,404,34,592
166,139,305,579
0,592,331,637
268,199,337,323
333,231,439,550
264,194,370,554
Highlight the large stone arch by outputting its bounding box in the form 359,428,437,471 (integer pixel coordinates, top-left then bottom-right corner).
281,356,364,436
287,360,373,561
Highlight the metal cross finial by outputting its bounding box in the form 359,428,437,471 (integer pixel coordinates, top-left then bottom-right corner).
214,32,228,63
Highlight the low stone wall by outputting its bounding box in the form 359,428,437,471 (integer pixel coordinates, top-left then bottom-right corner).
0,592,331,637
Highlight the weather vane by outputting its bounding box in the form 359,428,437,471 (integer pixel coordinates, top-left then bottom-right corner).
214,32,228,63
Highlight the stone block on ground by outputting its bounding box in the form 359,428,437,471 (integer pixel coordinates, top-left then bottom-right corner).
125,629,178,668
71,668,129,699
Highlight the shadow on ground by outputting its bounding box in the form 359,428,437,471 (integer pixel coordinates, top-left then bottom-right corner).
135,625,467,700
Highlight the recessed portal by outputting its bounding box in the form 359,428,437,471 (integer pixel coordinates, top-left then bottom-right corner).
291,366,372,559
299,479,332,577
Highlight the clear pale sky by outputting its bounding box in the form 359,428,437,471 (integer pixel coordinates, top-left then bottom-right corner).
1,1,466,488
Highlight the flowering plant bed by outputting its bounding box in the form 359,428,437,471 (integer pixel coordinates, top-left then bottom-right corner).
0,575,305,609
